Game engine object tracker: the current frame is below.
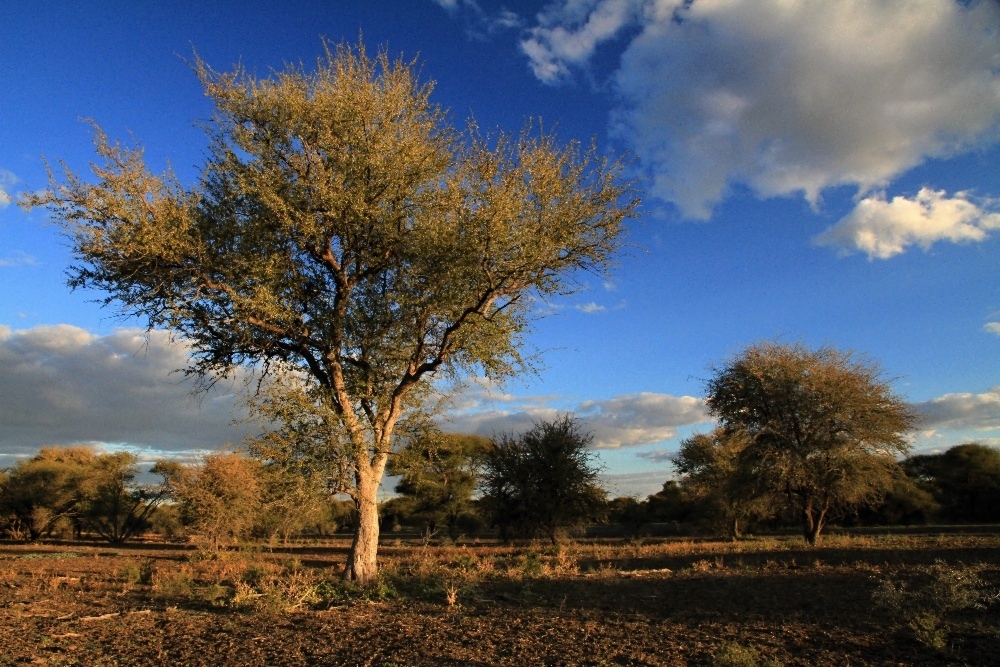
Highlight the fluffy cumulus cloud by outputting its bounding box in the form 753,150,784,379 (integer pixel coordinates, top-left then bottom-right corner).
523,0,1000,218
441,389,709,448
0,325,255,461
814,188,1000,259
913,386,1000,431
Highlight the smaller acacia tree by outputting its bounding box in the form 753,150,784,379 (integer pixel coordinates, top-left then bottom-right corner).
165,452,264,550
480,415,605,543
387,432,488,539
77,452,172,544
0,447,96,540
674,427,775,539
705,341,916,544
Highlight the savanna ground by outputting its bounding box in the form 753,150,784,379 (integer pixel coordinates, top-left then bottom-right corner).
1,529,998,666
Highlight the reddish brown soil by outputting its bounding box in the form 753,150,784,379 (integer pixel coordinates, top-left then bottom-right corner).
0,534,997,666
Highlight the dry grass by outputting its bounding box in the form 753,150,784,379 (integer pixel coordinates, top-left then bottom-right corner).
0,532,996,665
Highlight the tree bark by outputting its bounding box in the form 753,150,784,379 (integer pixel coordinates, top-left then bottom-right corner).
802,502,828,545
345,474,380,584
727,515,741,541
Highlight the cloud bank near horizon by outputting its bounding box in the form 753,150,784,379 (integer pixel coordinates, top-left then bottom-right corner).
0,325,255,461
521,0,1000,219
0,324,996,466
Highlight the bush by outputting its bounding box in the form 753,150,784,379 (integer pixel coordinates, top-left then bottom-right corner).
872,561,994,650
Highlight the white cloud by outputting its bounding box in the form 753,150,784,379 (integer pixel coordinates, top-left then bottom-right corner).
983,322,1000,337
578,392,709,447
442,389,710,448
523,0,1000,219
522,0,645,83
433,0,522,38
0,169,17,208
0,251,35,267
576,301,607,313
814,188,1000,259
600,470,675,498
913,386,1000,431
635,448,674,462
0,325,255,462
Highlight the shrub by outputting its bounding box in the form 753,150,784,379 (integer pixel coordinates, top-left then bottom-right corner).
872,560,994,650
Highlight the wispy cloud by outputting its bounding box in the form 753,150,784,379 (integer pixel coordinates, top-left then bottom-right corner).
636,448,675,463
0,169,17,208
815,189,1000,259
0,251,35,267
522,0,1000,219
432,0,522,39
576,301,606,314
985,323,1000,337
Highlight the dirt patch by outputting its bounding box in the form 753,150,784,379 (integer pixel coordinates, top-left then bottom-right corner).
0,533,997,666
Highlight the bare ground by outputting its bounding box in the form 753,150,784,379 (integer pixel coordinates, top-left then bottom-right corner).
0,532,998,666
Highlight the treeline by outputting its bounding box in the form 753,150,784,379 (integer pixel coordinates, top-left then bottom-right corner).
607,442,1000,538
0,449,356,546
2,429,998,547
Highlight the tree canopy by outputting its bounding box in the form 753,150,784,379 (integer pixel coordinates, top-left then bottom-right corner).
705,341,916,544
479,415,606,543
24,40,637,582
387,432,488,539
674,427,775,539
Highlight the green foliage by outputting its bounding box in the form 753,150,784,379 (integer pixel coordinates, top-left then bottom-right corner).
77,451,171,544
0,447,170,543
387,432,488,539
168,452,264,550
712,643,781,667
705,341,916,544
905,443,1000,523
24,37,636,581
851,474,940,526
675,428,776,539
873,560,994,650
479,415,606,543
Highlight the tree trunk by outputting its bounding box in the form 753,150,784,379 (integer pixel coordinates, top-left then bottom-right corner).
727,515,740,541
802,502,828,545
345,475,380,585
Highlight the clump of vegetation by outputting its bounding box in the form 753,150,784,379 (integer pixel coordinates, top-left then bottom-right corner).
872,560,995,650
712,642,781,667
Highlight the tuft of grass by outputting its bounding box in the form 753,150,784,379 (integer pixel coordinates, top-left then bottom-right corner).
712,642,782,667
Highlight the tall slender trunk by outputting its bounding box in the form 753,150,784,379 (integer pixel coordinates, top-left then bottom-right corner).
345,473,380,584
727,515,741,541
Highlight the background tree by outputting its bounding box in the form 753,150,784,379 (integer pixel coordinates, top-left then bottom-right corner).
167,452,263,550
387,432,488,539
674,427,775,539
644,480,694,525
705,341,916,544
26,40,636,583
479,415,606,543
905,443,1000,523
255,464,332,545
76,451,171,544
0,447,95,540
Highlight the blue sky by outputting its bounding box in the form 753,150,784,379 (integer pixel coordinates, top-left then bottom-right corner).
1,0,998,497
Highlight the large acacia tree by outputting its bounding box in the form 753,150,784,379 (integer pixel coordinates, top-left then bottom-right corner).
24,42,636,582
705,342,916,544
